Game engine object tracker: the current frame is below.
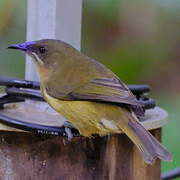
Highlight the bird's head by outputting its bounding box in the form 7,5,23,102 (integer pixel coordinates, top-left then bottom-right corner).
8,39,78,81
8,39,76,69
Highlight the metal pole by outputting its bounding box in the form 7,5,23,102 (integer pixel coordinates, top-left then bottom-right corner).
26,0,82,80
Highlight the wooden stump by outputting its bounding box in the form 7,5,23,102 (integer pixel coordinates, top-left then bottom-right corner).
0,129,161,180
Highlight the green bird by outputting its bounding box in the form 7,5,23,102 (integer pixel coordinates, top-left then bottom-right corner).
8,39,172,164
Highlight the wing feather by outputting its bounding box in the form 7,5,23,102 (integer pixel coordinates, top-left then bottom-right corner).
69,77,142,106
46,76,142,107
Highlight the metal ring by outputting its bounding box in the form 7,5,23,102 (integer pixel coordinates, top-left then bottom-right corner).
5,87,156,109
0,113,79,137
0,77,150,95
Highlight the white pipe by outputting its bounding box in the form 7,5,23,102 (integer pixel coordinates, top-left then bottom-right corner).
26,0,82,80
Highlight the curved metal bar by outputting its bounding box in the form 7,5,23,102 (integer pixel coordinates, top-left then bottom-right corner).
5,87,155,110
161,168,180,180
0,77,150,95
0,77,40,89
128,84,150,95
0,113,79,137
6,87,44,101
0,95,24,108
139,98,156,109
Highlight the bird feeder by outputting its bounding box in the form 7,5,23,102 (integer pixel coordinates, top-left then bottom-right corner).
0,1,169,179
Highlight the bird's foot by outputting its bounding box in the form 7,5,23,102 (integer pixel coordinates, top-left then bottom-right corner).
63,121,74,140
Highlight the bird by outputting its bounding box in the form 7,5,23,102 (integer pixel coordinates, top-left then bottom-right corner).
8,39,172,164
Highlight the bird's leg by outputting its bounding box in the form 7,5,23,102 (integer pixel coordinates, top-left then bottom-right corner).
63,121,75,129
63,121,74,140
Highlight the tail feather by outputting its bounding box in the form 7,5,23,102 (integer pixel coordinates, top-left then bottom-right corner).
127,120,172,164
117,109,172,164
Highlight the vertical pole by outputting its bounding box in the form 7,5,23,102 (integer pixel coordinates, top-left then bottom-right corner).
26,0,82,80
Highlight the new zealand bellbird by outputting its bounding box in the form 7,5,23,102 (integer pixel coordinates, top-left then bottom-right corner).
8,39,172,164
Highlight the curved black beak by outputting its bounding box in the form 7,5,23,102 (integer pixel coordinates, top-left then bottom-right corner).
8,43,27,51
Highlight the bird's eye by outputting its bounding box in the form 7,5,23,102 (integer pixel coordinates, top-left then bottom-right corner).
39,46,46,54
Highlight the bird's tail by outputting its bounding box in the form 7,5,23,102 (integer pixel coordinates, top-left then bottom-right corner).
119,112,172,164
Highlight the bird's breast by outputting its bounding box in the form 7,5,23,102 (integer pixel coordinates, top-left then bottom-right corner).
42,88,128,136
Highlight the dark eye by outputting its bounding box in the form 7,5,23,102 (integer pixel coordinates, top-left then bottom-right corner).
39,46,46,54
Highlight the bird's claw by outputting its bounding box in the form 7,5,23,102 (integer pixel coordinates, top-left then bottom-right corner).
65,127,73,140
63,121,74,140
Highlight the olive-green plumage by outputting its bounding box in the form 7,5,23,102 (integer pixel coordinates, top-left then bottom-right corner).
8,39,172,164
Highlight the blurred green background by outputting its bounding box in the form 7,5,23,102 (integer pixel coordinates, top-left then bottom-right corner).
0,0,179,173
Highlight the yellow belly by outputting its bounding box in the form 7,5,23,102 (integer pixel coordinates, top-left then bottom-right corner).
43,89,128,136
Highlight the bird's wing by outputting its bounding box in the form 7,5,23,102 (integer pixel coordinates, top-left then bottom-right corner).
45,76,142,106
69,77,141,106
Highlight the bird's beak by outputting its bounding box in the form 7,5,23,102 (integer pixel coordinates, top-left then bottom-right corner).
8,41,35,52
8,43,28,51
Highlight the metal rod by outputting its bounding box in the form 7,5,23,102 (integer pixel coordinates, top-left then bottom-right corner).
26,0,82,81
161,168,180,180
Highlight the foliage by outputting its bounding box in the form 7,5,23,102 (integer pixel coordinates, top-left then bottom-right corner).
0,0,26,78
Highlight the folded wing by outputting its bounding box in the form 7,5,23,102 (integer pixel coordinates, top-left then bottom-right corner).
46,76,142,107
